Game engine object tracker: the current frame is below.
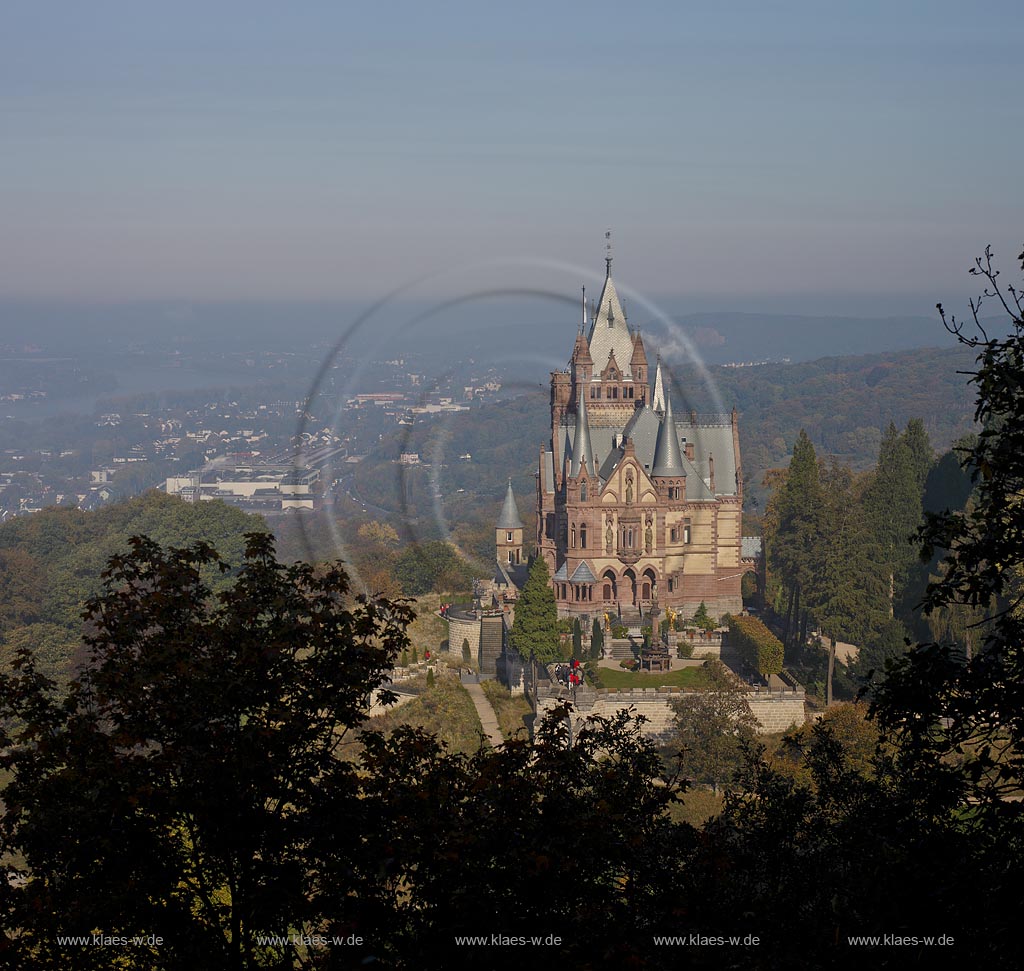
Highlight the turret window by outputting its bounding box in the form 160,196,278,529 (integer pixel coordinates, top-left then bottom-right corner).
506,531,513,542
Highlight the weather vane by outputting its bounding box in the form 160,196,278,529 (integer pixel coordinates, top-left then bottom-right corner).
605,228,613,274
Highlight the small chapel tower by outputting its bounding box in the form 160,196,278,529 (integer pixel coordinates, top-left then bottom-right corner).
496,478,524,566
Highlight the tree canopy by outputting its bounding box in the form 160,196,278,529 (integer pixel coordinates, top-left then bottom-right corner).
510,556,561,663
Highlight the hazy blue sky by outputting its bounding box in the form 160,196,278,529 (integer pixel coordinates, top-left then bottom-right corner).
2,0,1021,313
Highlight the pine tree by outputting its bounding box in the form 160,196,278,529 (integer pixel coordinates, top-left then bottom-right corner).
590,619,604,660
901,418,934,492
765,430,825,654
510,557,561,663
862,422,922,609
805,464,889,703
572,619,582,659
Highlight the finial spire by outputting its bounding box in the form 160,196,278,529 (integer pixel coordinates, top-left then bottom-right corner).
581,286,587,333
605,228,613,277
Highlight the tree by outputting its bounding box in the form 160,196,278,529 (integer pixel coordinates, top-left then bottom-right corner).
861,422,923,610
805,463,890,703
692,601,716,632
875,246,1024,809
510,557,561,663
353,705,691,965
571,618,582,659
764,431,825,654
394,540,473,596
671,659,759,793
901,417,934,492
0,533,412,969
590,618,604,659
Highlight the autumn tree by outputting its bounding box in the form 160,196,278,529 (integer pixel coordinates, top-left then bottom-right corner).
0,533,412,970
671,659,759,793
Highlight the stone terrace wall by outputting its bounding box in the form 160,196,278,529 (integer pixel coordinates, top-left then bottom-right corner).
536,685,806,741
446,612,480,661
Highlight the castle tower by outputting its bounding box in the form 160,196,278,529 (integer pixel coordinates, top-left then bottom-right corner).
496,478,524,566
536,243,744,620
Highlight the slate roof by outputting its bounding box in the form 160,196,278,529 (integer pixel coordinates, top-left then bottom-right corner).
570,562,597,584
651,394,686,477
586,271,635,380
742,536,763,559
496,479,524,529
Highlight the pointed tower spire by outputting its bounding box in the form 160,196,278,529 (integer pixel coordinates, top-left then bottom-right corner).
651,355,666,414
652,390,686,477
570,387,597,478
605,228,613,277
496,478,524,529
581,286,587,333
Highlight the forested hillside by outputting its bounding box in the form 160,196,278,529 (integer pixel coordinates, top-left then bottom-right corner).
0,493,265,687
346,344,976,552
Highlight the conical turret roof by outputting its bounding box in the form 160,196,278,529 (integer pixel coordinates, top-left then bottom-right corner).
651,357,666,414
496,479,524,529
587,267,634,379
652,392,686,477
570,388,597,478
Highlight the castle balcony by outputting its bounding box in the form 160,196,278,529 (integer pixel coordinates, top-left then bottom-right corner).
616,547,642,565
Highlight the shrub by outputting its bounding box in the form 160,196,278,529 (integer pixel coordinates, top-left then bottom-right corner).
729,614,783,677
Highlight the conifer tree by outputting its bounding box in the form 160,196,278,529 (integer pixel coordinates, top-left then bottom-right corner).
862,422,922,609
765,430,825,653
572,618,582,659
590,619,604,660
510,557,561,663
901,418,934,492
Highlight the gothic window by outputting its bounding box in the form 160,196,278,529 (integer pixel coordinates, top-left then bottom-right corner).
603,583,612,601
684,524,691,544
580,481,587,501
546,513,555,539
571,524,576,548
670,527,679,542
642,581,651,599
580,523,587,548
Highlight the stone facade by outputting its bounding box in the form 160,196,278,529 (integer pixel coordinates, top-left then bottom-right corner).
535,258,744,621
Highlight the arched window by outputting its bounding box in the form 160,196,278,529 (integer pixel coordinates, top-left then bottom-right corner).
580,523,587,548
603,583,612,600
571,524,576,548
580,481,587,502
641,581,651,599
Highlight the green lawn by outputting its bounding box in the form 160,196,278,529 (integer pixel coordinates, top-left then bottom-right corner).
597,666,710,690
